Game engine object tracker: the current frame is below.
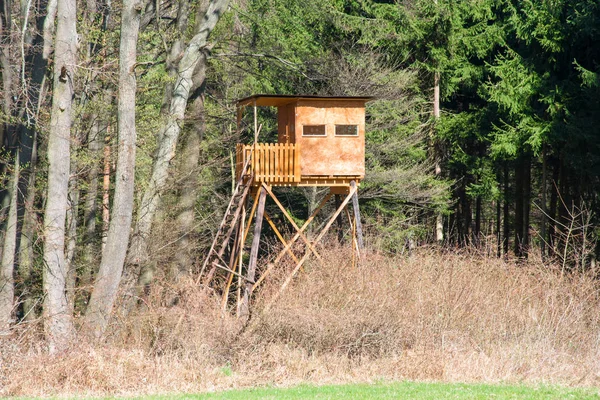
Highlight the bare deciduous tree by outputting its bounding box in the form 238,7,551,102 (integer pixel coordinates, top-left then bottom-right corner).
43,0,77,353
0,152,18,331
127,0,230,275
84,0,142,338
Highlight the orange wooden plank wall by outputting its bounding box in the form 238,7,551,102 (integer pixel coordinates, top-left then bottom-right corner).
294,100,365,177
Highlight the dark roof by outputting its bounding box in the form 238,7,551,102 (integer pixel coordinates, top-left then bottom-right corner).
236,94,373,107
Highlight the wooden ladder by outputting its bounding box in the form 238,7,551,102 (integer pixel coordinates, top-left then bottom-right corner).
199,158,253,286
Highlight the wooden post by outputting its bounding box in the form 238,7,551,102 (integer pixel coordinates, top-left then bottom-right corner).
221,204,244,311
350,181,364,251
253,99,258,144
239,185,267,319
334,194,344,243
352,212,357,268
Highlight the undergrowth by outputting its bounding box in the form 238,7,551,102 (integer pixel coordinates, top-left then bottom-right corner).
1,247,600,396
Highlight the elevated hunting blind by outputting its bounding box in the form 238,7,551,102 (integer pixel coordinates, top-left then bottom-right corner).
234,95,370,186
201,94,372,318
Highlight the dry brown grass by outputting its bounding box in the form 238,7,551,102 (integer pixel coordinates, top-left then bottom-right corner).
2,247,600,396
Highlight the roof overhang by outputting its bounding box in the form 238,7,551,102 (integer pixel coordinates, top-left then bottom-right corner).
237,94,373,108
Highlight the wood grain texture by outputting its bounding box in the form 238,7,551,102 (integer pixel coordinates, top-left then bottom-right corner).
295,100,365,177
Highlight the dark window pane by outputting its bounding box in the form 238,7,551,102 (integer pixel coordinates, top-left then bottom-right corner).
303,125,326,136
335,125,358,136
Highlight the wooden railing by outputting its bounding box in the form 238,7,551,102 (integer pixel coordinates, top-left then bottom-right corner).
236,143,300,184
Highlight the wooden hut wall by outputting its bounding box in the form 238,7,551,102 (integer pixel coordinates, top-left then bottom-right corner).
294,100,365,177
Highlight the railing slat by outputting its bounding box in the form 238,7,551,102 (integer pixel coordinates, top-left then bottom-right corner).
238,142,299,184
294,143,300,182
276,144,280,183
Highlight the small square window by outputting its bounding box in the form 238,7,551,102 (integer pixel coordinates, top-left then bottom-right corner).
335,125,358,136
303,125,326,136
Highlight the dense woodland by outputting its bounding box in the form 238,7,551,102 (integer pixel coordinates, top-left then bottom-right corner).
1,0,599,352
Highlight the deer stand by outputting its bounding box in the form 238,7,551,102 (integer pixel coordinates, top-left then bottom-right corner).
200,94,371,319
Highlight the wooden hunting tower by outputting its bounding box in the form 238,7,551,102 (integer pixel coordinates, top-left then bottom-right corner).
201,95,372,318
235,95,370,187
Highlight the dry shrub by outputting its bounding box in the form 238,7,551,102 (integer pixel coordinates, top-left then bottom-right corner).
248,247,600,383
2,248,600,396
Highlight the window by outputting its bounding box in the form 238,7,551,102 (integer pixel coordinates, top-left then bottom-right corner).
335,124,358,136
302,125,326,136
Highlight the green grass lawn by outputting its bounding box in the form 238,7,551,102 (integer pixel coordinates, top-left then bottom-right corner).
142,381,600,400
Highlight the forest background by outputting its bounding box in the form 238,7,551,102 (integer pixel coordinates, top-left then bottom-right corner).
1,0,600,395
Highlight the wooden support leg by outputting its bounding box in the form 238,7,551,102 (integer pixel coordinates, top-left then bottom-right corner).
335,194,344,243
352,211,357,268
344,206,358,255
236,206,245,316
239,186,267,319
221,203,245,312
350,181,364,251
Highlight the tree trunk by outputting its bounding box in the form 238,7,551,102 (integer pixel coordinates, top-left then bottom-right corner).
43,0,77,353
305,187,318,233
540,146,547,260
0,1,13,151
0,0,15,228
557,154,570,250
42,0,57,59
0,153,19,331
15,0,48,321
82,119,101,267
174,91,205,278
503,162,509,256
474,195,481,247
18,164,38,321
17,102,42,322
455,180,471,246
496,196,501,257
548,157,560,257
102,120,111,250
463,186,472,246
80,0,104,278
334,195,344,243
160,0,193,116
514,157,524,258
127,0,230,271
65,151,80,310
84,0,142,339
434,71,443,243
522,155,531,258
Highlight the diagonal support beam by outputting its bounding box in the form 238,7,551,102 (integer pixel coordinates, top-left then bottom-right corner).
264,211,299,263
252,190,333,291
261,184,357,308
239,185,267,319
261,183,324,265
